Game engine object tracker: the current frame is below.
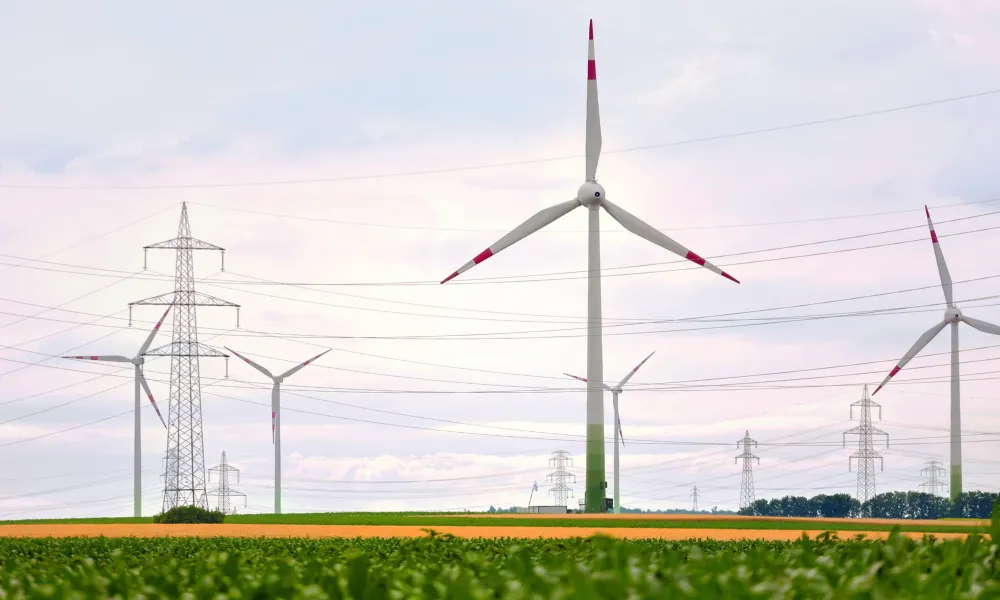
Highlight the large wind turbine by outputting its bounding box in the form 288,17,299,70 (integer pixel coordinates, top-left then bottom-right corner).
440,20,739,512
564,351,655,514
62,305,170,517
872,205,1000,500
225,347,330,514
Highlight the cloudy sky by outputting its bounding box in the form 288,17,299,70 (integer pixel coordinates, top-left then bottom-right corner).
1,0,1000,518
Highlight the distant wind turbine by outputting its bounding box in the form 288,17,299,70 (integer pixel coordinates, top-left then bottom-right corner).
871,205,1000,500
439,19,739,512
565,351,655,514
62,305,171,517
225,347,330,514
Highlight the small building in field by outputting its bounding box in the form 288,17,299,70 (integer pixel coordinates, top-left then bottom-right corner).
516,505,567,514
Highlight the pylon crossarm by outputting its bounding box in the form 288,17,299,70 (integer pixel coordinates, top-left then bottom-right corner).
144,236,225,252
145,341,228,358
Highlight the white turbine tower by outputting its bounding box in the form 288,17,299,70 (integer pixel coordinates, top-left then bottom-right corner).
564,351,655,514
439,20,739,512
225,347,330,514
62,305,170,517
872,205,1000,500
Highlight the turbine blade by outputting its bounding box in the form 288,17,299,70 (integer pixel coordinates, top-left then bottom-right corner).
601,199,739,284
138,371,167,428
612,394,624,446
138,305,172,356
586,19,602,181
617,351,655,388
61,355,131,363
224,346,273,379
962,315,1000,336
441,199,580,283
564,372,613,391
271,382,279,445
925,205,954,307
278,349,331,380
872,320,948,395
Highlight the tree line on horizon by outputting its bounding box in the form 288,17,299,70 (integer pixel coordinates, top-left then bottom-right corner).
739,490,1000,520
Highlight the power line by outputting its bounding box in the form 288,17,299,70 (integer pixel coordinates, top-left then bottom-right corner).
5,285,1000,344
4,207,1000,290
8,335,1000,401
191,197,1000,234
0,203,177,274
3,87,997,191
10,214,995,289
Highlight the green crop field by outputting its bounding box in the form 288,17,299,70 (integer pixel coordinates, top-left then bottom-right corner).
0,528,998,597
0,511,987,534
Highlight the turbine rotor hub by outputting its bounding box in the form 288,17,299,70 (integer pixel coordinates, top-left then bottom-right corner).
577,181,605,208
944,307,963,323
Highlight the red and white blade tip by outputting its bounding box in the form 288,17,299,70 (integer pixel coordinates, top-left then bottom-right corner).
871,366,900,396
589,19,593,40
440,248,494,284
924,205,940,243
685,250,740,284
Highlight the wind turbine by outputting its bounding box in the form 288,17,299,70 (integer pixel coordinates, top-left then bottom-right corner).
225,347,330,514
439,20,739,512
564,351,655,514
62,305,170,517
872,205,1000,500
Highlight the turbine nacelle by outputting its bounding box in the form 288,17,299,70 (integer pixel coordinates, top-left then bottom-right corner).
945,307,962,324
577,181,605,208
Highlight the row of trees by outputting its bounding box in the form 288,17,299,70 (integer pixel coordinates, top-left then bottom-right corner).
739,491,1000,520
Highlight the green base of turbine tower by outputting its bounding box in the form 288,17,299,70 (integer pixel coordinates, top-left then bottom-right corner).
585,424,607,513
950,465,962,502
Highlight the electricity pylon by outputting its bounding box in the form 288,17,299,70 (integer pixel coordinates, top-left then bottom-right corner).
131,202,240,511
208,451,246,515
919,460,948,496
546,450,576,507
735,430,759,511
843,384,889,504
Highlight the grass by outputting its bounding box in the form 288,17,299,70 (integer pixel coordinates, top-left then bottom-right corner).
0,511,986,534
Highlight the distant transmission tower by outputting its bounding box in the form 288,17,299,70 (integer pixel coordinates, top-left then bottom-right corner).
546,450,576,507
691,486,700,512
919,460,948,496
735,430,759,510
208,451,246,514
131,202,240,512
843,384,889,504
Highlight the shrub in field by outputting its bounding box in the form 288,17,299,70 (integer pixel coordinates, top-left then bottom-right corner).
152,505,224,524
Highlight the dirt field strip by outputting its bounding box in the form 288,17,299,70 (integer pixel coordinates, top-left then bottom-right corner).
0,524,971,541
440,513,989,528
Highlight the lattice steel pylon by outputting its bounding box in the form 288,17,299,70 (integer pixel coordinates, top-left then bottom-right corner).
843,384,889,504
691,486,700,512
131,202,240,511
546,450,577,507
735,430,759,510
208,451,246,514
919,460,948,496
